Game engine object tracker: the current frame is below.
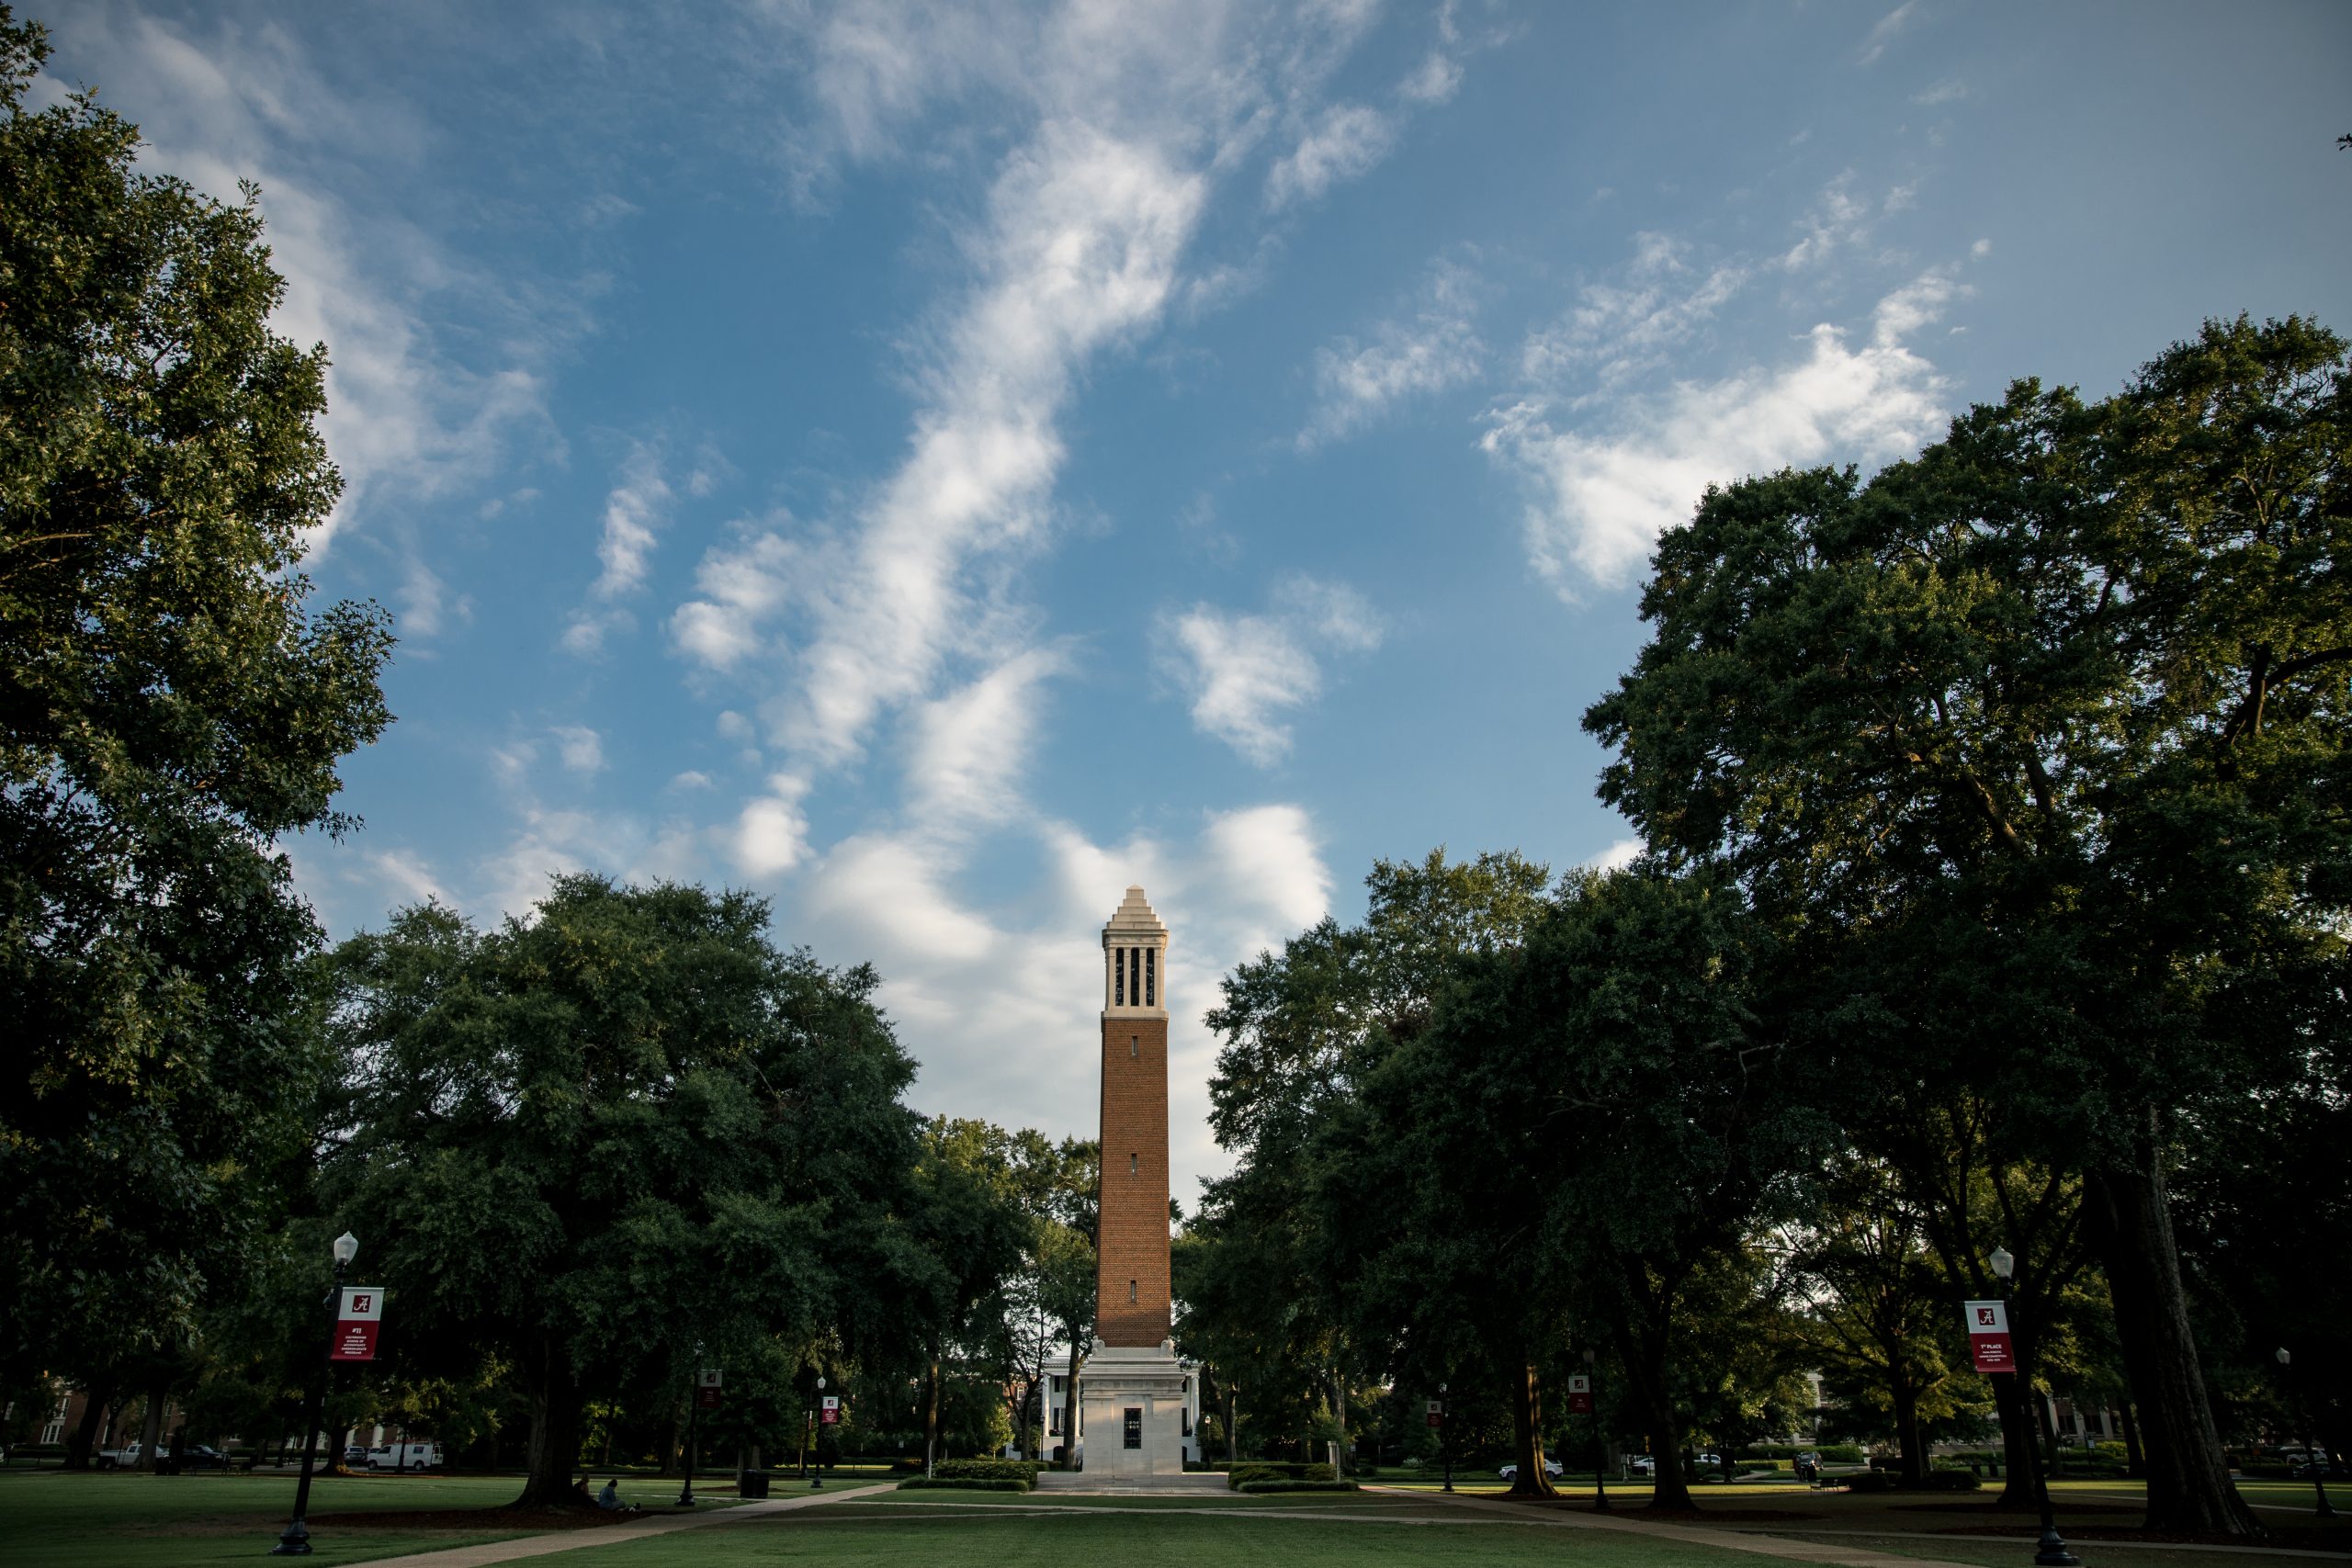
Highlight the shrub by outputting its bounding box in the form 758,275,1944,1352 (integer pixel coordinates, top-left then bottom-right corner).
932,1460,1041,1483
1923,1470,1982,1492
899,1476,1030,1492
1227,1461,1333,1488
1239,1479,1361,1494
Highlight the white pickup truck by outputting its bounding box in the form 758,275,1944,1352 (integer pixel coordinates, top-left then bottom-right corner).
365,1441,443,1472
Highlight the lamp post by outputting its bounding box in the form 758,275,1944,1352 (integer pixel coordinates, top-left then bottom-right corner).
2276,1348,2337,1518
1586,1348,1609,1510
1989,1247,2079,1568
272,1230,358,1557
809,1376,826,1490
1441,1382,1453,1494
677,1347,704,1509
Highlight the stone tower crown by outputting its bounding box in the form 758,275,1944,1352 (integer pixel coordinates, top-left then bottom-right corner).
1102,885,1168,1018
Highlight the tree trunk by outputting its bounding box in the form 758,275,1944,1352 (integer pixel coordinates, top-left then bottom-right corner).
2086,1154,2261,1535
134,1382,165,1472
64,1385,109,1470
1625,1349,1691,1509
657,1411,677,1477
1504,1360,1557,1499
1225,1385,1238,1465
1059,1343,1085,1470
1331,1373,1348,1477
1893,1372,1925,1484
515,1354,585,1507
925,1355,941,1472
1991,1365,2036,1506
2120,1401,2145,1479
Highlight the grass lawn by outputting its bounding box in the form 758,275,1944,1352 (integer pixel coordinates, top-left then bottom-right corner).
552,1491,1766,1567
0,1469,741,1568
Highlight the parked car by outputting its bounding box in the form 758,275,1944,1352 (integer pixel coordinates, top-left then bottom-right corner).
1497,1459,1566,1481
95,1444,148,1471
1625,1454,1657,1475
345,1444,372,1465
177,1444,230,1471
367,1441,443,1472
2290,1460,2348,1481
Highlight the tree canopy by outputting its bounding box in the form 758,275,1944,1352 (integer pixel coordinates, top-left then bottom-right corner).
0,7,391,1399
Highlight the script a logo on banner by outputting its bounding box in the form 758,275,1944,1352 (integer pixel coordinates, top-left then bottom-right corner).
1566,1373,1594,1415
1964,1300,2015,1374
1425,1399,1444,1428
820,1394,841,1427
330,1287,384,1363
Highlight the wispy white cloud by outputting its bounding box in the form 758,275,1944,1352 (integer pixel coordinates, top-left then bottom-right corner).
551,725,605,774
905,646,1069,833
1400,50,1463,105
48,9,566,570
1159,576,1383,763
1484,266,1968,592
564,445,673,656
1858,1,1921,65
1299,257,1485,447
1780,172,1873,271
1265,101,1396,210
1518,233,1747,391
1585,837,1644,874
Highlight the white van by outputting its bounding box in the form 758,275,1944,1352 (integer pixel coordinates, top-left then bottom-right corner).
367,1441,443,1472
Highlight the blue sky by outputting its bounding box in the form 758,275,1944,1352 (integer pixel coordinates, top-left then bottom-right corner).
42,0,2352,1200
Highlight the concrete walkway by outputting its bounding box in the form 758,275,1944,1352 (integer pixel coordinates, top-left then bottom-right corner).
1369,1487,1992,1568
350,1483,894,1568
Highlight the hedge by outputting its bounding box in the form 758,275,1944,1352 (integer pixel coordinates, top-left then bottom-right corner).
899,1476,1030,1492
931,1460,1042,1483
1238,1479,1361,1494
1745,1444,1865,1464
1227,1461,1338,1488
1844,1470,1981,1494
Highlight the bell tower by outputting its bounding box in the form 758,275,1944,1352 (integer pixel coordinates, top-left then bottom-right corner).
1080,886,1188,1477
1095,886,1170,1347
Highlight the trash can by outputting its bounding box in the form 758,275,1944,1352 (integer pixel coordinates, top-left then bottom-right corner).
739,1471,771,1500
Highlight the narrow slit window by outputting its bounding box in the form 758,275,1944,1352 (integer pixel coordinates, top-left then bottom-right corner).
1128,1279,1137,1303
1130,1034,1138,1059
1114,947,1125,1007
1145,948,1156,1006
1130,1152,1138,1175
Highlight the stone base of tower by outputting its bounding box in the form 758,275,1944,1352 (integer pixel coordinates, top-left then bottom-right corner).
1078,1341,1188,1477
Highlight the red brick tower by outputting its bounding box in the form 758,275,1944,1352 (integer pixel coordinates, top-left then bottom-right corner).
1094,886,1170,1348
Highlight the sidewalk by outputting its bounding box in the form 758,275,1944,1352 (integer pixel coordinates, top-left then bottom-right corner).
352,1483,894,1568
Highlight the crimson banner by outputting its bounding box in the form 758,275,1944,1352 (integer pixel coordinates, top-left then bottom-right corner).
1965,1299,2016,1373
330,1287,383,1363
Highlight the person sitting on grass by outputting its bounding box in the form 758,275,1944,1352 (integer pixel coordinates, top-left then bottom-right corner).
598,1478,623,1510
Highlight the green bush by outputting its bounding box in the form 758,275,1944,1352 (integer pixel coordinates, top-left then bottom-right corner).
899,1476,1030,1492
1227,1461,1335,1488
1239,1479,1361,1494
931,1460,1041,1483
1924,1470,1982,1491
